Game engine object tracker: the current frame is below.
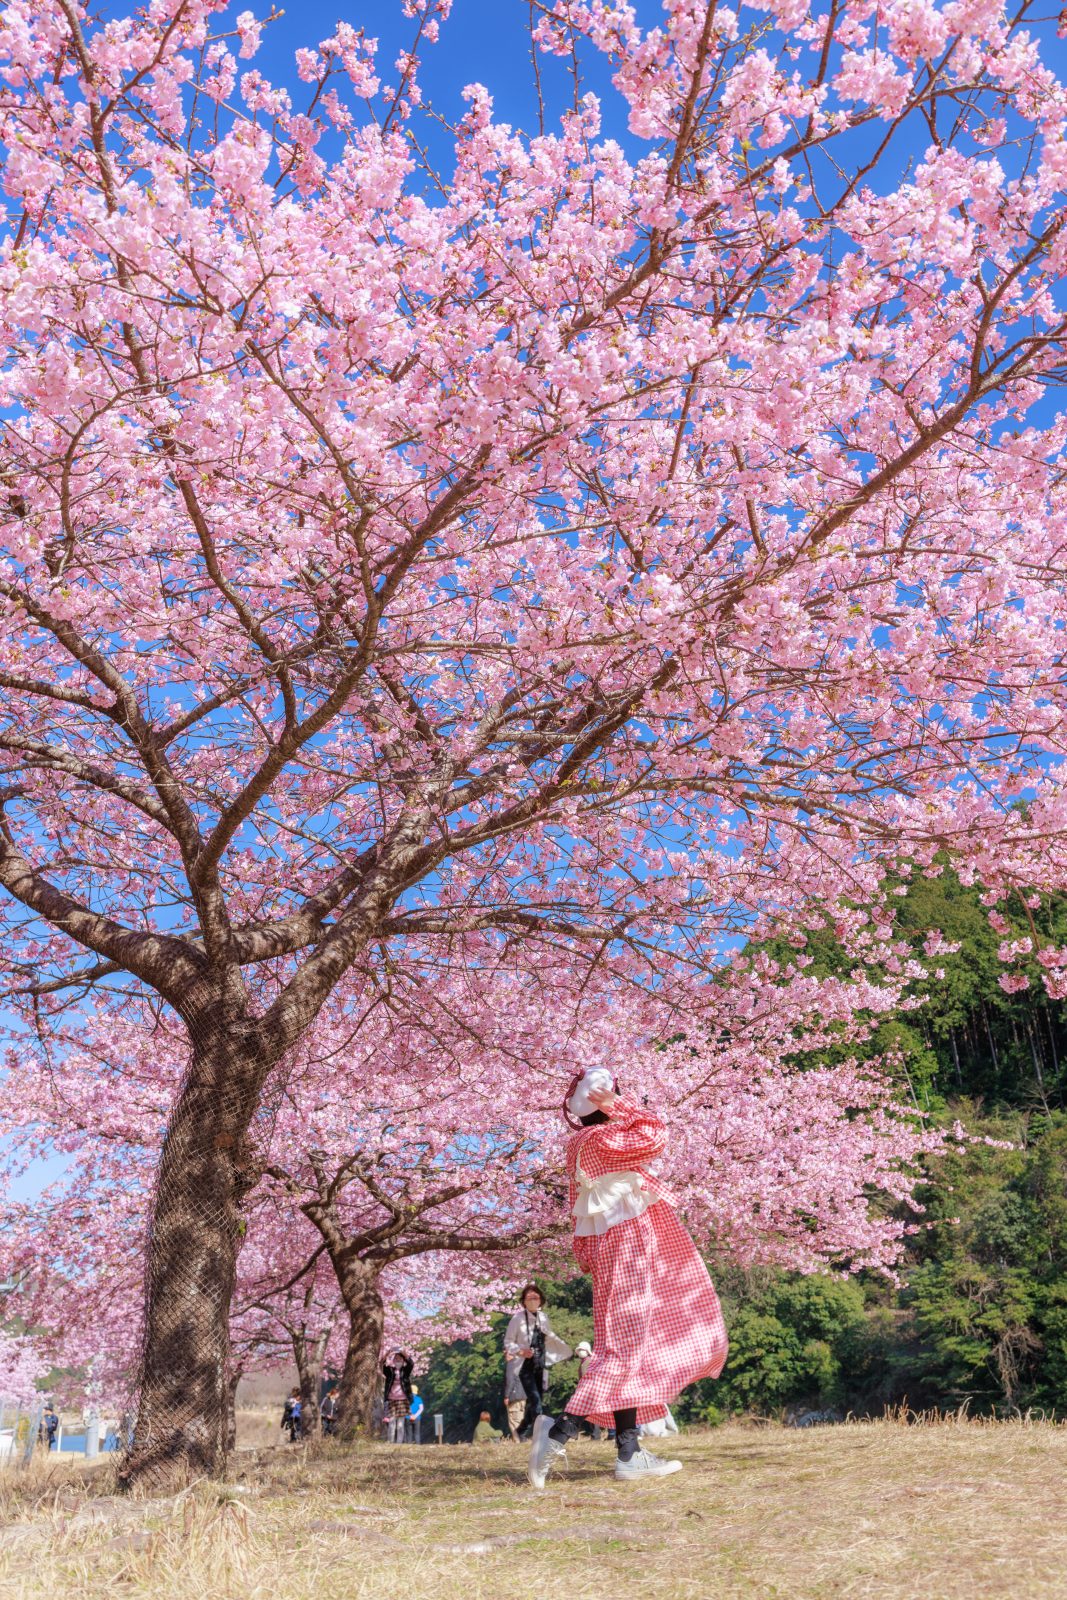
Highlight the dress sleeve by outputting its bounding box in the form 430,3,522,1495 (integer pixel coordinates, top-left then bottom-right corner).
584,1099,667,1166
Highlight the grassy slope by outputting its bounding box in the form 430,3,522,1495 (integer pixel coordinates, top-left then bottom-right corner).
1,1420,1065,1599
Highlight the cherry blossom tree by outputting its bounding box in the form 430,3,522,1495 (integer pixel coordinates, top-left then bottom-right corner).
0,1330,45,1411
0,964,577,1432
257,993,568,1433
1,0,1065,1483
0,1159,148,1415
225,1212,345,1441
1,949,951,1436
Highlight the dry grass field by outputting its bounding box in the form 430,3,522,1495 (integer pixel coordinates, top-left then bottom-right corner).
1,1416,1064,1600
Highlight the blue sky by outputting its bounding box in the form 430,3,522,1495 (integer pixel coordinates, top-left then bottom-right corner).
253,0,642,136
244,0,1065,189
3,1148,65,1203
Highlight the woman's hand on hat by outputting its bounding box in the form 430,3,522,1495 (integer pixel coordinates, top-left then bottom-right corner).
588,1085,617,1113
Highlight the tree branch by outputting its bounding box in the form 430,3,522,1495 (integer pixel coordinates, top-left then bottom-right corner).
0,794,204,1003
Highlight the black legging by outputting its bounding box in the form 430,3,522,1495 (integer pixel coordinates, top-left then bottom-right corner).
550,1406,639,1461
518,1358,545,1436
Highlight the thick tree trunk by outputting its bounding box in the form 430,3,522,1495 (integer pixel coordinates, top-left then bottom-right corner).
333,1259,385,1441
120,1020,264,1492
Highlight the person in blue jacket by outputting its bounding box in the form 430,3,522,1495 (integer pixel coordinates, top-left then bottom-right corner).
406,1385,425,1443
281,1388,302,1443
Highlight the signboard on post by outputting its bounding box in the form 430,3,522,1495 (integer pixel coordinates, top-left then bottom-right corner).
433,1413,444,1443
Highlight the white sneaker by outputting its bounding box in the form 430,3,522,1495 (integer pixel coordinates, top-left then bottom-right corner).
614,1447,683,1481
528,1414,566,1489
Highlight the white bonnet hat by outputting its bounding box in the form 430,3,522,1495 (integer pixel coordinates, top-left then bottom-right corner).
565,1066,616,1121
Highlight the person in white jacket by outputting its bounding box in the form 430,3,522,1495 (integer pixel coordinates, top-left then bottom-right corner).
504,1283,571,1440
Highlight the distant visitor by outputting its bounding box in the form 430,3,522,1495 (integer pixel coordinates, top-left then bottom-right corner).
504,1283,572,1441
473,1411,504,1443
406,1385,425,1444
382,1351,414,1444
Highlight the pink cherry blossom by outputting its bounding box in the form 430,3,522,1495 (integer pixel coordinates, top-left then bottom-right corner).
0,1330,44,1408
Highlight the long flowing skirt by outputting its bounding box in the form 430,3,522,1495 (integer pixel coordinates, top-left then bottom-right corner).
565,1202,728,1427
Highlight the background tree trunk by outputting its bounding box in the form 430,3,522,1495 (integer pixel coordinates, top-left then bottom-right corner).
292,1328,323,1439
333,1260,385,1440
120,1020,264,1492
226,1362,243,1454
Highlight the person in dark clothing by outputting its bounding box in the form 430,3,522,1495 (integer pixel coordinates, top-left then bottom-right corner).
40,1404,59,1450
381,1351,413,1444
320,1389,338,1437
281,1388,302,1443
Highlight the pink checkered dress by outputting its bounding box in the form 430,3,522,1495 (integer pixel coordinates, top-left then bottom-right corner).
563,1100,728,1428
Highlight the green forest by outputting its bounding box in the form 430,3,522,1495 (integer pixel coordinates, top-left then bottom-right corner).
420,869,1067,1437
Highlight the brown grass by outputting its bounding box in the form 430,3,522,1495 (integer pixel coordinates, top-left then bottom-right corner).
1,1416,1064,1599
236,1406,290,1451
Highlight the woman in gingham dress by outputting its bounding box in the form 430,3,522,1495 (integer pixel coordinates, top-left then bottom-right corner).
529,1069,727,1486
